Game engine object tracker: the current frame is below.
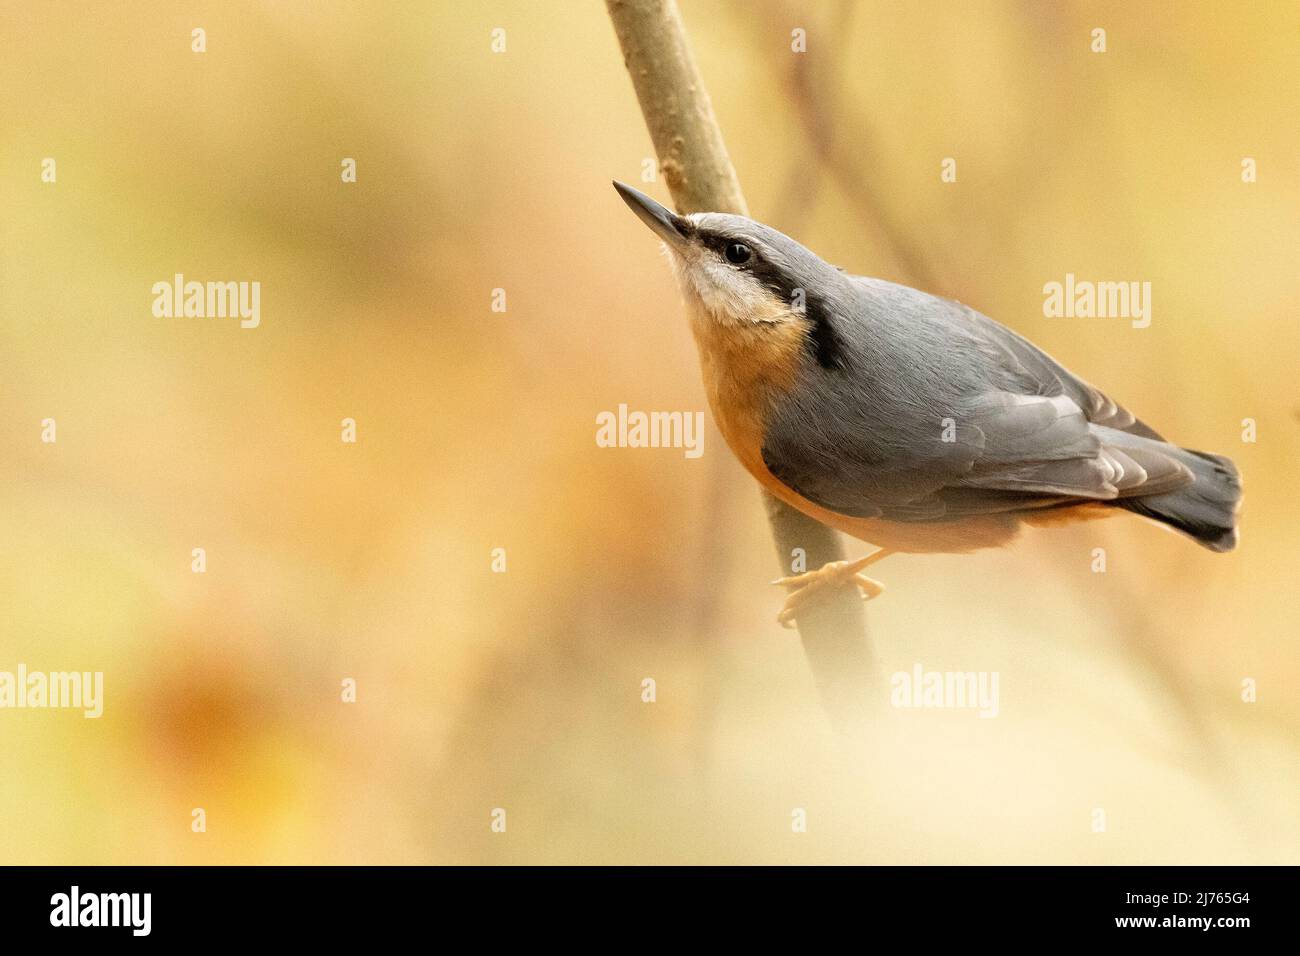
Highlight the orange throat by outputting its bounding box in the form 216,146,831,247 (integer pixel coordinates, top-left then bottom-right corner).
686,301,804,479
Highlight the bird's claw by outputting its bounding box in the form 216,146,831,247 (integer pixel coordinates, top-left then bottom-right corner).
772,559,885,629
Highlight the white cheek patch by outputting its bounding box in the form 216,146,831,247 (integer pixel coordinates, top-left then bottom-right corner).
666,246,773,324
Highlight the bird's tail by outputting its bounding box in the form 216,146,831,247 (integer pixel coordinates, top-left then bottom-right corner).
1116,443,1242,552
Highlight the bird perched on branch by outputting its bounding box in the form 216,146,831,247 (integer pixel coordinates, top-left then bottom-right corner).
614,181,1242,627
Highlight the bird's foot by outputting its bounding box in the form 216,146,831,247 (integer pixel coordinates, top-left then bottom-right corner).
771,551,891,629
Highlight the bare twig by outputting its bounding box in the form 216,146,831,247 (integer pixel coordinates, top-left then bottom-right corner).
606,0,874,734
766,0,942,292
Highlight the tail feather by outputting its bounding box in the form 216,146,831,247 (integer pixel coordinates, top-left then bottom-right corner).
1118,446,1242,552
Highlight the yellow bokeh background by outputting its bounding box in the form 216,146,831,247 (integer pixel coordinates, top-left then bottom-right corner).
1,0,1296,863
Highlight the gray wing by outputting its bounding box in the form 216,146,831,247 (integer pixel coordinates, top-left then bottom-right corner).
945,296,1164,441
760,279,1188,521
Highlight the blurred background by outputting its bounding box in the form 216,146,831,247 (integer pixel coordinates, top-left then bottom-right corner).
1,0,1297,864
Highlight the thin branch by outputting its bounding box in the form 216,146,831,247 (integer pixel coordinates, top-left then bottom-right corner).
767,0,942,292
606,0,874,734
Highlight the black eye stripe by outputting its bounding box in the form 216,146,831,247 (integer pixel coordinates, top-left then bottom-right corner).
699,233,768,273
697,231,741,258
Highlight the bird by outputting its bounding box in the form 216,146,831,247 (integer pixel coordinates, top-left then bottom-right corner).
613,181,1242,627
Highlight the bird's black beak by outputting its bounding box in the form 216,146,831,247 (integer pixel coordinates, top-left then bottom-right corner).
613,181,692,250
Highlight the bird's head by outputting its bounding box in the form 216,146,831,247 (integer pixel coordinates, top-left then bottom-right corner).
613,181,849,366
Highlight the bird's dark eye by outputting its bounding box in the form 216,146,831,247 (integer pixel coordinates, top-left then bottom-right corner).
724,242,752,264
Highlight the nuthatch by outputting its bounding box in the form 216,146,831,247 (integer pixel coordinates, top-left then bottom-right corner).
613,181,1242,627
